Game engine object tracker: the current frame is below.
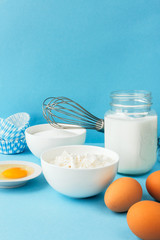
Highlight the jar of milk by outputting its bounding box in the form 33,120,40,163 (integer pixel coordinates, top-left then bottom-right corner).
105,90,157,175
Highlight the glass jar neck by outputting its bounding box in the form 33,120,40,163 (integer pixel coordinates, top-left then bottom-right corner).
110,90,152,116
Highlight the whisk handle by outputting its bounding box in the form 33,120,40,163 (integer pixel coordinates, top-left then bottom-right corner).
98,128,104,133
95,119,104,133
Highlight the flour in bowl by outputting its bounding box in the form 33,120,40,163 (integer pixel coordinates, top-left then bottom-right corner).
49,151,113,169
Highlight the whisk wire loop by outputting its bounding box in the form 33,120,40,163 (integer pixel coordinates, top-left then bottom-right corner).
43,97,104,132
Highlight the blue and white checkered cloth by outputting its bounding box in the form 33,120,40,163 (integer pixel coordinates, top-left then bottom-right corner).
0,113,30,154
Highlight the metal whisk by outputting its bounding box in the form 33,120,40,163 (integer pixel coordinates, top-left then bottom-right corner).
42,97,104,132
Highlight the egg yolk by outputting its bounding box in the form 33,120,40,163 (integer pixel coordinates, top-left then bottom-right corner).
2,167,28,179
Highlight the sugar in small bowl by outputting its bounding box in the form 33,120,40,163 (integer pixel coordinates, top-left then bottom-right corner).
25,124,86,158
41,145,119,198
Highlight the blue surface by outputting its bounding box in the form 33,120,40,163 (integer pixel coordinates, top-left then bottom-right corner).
0,0,160,143
0,143,160,240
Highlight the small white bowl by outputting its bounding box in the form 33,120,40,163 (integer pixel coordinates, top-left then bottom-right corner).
41,145,119,198
25,124,86,158
0,161,42,188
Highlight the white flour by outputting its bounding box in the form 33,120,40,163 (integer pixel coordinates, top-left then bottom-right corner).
49,151,113,169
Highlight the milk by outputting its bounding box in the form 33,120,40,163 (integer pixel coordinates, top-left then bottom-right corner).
105,114,157,174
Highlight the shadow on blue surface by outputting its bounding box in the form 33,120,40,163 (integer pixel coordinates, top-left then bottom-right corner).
0,174,48,194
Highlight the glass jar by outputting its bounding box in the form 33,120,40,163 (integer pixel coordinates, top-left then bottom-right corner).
105,90,157,175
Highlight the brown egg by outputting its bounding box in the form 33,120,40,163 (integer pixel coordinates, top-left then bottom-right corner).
146,170,160,201
127,200,160,240
104,177,142,212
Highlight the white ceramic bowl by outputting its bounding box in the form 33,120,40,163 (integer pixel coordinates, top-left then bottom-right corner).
25,124,86,158
0,161,42,188
41,145,119,198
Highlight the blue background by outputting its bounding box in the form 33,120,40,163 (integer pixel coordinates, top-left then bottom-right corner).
0,0,160,142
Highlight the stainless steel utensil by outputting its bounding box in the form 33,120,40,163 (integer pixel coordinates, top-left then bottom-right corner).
42,96,160,159
42,97,104,132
